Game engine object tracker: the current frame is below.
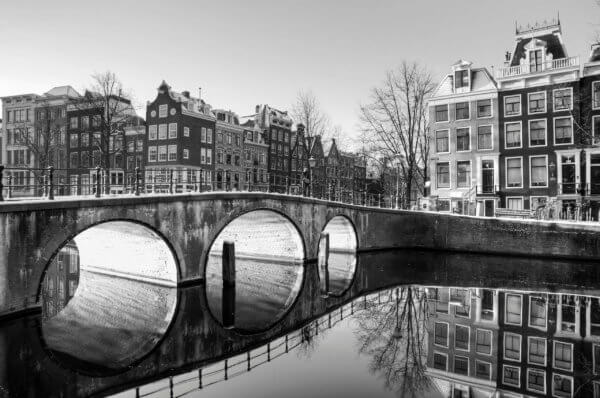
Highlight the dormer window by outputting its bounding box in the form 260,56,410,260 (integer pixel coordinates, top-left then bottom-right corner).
529,49,543,72
455,70,469,89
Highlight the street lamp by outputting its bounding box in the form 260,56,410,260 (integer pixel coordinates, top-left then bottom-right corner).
308,156,316,197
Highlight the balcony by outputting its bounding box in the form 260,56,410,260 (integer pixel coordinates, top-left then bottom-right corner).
496,56,580,79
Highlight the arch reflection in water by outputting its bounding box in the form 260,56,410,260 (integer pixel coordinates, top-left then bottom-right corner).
205,210,304,332
40,221,178,375
318,216,357,295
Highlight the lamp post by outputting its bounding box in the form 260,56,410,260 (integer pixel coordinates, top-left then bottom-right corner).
309,156,316,198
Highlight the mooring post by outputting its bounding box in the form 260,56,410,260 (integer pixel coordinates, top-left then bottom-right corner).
319,232,330,296
222,241,236,329
95,166,101,198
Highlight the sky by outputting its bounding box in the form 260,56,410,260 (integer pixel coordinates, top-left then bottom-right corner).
0,0,598,149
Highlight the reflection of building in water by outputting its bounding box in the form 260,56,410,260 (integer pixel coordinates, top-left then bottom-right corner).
425,287,600,397
41,242,80,318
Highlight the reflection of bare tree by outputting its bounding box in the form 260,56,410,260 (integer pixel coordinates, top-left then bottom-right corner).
354,287,430,396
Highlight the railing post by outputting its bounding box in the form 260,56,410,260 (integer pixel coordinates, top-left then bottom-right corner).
134,167,140,196
222,241,236,329
95,166,101,198
47,166,54,200
0,165,4,202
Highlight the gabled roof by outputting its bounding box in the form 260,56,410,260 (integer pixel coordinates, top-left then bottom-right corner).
431,67,497,99
44,85,80,98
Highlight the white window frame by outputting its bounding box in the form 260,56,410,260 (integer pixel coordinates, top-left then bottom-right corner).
456,160,472,189
477,124,494,151
455,101,470,121
529,155,549,188
476,98,493,119
552,87,574,112
553,341,574,372
456,127,471,152
528,336,547,366
436,162,451,189
432,351,448,371
553,116,574,146
183,127,190,137
593,81,600,110
158,145,167,162
592,115,600,145
158,124,167,140
434,104,449,123
453,355,469,376
475,360,492,381
158,104,168,118
528,91,547,115
434,321,449,348
526,368,546,394
552,373,573,398
528,295,548,330
148,146,157,163
503,332,522,362
454,324,470,352
475,329,493,355
167,145,177,162
504,94,522,117
503,364,521,388
168,123,177,139
435,129,450,154
504,121,523,149
183,149,189,159
505,157,524,189
201,127,207,143
505,293,523,325
528,118,547,148
207,128,213,144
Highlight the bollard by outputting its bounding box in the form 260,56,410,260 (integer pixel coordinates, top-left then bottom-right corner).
47,166,54,200
134,167,140,196
95,166,101,198
169,169,174,194
0,165,3,201
198,369,203,389
222,241,236,329
319,232,330,296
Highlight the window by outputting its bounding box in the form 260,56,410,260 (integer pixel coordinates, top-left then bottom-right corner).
435,105,448,122
184,127,190,137
158,104,167,118
70,117,78,129
455,102,469,120
528,337,546,365
504,95,521,116
455,70,469,89
207,128,213,143
217,150,223,164
136,139,143,152
149,125,157,140
435,130,449,153
158,124,167,140
183,149,189,159
158,145,167,161
554,341,573,371
206,149,212,164
455,325,469,351
554,117,573,145
530,156,548,187
506,158,523,189
227,133,232,145
553,374,573,398
456,161,471,188
434,322,448,347
505,294,522,324
476,329,492,354
504,333,521,361
528,91,546,114
553,88,572,111
593,81,600,109
593,115,600,144
475,361,491,380
69,152,79,168
529,119,546,146
200,148,206,164
505,122,522,148
168,123,177,139
79,133,89,147
436,162,449,188
478,125,492,150
92,115,101,127
69,134,78,148
456,128,470,151
80,151,89,167
454,356,469,375
506,197,523,210
477,99,492,118
201,127,207,143
433,353,447,371
81,116,89,129
527,369,545,393
503,365,520,387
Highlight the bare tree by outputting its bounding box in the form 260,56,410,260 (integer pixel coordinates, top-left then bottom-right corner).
71,71,136,193
291,90,330,139
359,61,435,208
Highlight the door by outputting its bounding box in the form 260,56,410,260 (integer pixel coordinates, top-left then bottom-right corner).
591,154,600,195
529,49,542,72
484,199,495,217
561,155,576,194
481,160,494,194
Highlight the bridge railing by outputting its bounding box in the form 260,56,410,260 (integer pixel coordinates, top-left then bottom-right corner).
0,166,405,210
123,290,397,398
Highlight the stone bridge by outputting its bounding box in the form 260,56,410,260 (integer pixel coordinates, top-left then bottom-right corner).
2,192,600,319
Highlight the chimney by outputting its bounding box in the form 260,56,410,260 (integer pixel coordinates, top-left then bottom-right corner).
504,51,512,67
296,123,305,135
255,105,260,114
198,87,202,100
182,91,190,98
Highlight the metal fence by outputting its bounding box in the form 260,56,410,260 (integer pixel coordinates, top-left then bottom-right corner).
0,166,402,209
121,290,396,398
